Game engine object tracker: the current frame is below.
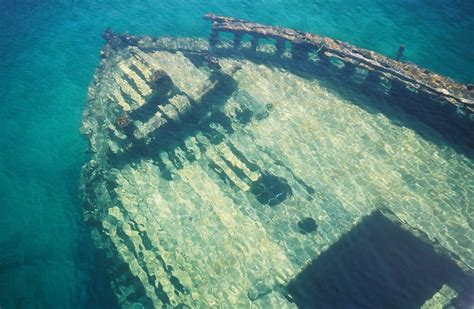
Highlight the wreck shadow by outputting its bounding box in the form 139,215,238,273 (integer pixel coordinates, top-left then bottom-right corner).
108,60,240,176
286,210,474,308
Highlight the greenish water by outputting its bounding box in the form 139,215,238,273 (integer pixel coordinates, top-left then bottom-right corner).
0,0,473,307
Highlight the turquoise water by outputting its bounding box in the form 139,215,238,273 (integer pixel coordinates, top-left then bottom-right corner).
0,0,473,307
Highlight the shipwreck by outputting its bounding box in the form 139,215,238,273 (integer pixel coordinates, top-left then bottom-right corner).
80,14,473,308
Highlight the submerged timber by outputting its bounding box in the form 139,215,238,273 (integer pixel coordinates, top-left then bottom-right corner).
81,15,473,308
205,14,473,114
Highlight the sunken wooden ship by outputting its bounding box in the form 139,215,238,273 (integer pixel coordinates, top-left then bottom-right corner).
80,14,474,308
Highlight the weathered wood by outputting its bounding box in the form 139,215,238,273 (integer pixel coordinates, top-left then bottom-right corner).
275,38,285,57
233,32,242,48
204,13,473,116
209,28,220,47
250,35,259,51
291,41,312,61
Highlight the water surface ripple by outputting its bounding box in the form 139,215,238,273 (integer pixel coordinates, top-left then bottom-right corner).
0,0,473,307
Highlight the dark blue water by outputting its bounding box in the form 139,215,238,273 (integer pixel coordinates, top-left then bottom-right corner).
0,0,473,307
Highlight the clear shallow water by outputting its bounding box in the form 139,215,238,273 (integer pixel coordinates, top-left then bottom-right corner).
0,0,473,307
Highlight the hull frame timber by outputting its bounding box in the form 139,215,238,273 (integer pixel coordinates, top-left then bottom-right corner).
204,13,474,117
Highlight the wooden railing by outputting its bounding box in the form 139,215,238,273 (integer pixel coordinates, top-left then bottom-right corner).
204,13,473,116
